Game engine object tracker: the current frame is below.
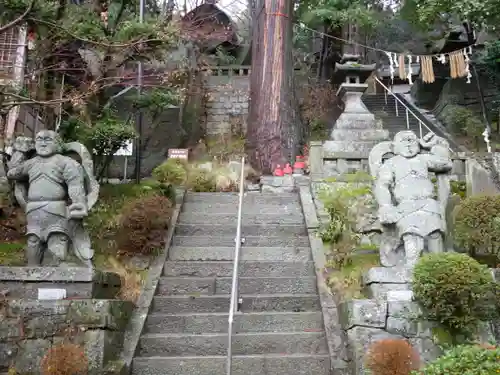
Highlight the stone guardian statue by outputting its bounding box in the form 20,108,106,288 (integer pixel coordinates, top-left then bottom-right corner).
6,130,99,267
368,130,452,269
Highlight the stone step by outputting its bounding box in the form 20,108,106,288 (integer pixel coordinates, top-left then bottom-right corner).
137,331,328,357
181,203,303,215
172,235,309,248
184,192,299,204
163,260,315,277
144,311,324,334
175,224,307,237
157,276,317,295
167,246,312,261
131,354,330,375
178,213,304,225
151,294,321,314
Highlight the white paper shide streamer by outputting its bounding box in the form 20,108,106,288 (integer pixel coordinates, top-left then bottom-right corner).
386,51,395,83
463,48,472,84
407,55,413,85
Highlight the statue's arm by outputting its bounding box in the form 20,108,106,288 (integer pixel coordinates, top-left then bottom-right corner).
373,162,394,207
63,158,87,206
426,145,453,173
6,160,29,180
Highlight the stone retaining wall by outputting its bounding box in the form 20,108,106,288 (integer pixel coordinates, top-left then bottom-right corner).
205,69,250,135
0,267,127,374
338,267,499,375
0,299,133,374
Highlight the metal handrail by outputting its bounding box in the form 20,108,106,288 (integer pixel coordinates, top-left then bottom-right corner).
374,77,434,139
226,156,246,375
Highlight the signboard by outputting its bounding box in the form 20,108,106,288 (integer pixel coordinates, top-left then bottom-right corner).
114,141,134,156
38,288,67,300
168,148,189,160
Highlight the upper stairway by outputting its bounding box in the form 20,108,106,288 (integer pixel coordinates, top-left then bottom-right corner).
131,192,331,375
362,93,461,151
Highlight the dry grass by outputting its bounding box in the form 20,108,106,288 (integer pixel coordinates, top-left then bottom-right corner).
327,252,380,301
40,342,88,375
366,339,420,375
205,134,246,163
107,257,143,304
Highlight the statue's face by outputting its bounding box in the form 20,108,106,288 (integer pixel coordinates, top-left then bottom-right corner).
35,131,58,157
393,131,419,158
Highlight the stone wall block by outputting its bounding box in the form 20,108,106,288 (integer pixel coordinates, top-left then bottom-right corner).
339,299,387,329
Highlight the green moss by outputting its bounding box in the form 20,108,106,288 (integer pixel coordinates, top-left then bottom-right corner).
0,242,25,266
431,326,455,346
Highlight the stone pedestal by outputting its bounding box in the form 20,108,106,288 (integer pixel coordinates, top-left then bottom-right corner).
0,267,125,374
0,266,121,300
339,266,440,374
323,83,389,154
363,266,412,300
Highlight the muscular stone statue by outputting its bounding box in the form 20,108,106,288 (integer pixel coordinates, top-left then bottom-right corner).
6,130,99,267
369,131,453,269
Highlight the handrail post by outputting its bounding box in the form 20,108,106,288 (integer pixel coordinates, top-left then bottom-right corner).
226,156,246,375
405,108,410,130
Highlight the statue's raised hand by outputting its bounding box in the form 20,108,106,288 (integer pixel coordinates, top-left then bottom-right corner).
68,203,88,219
420,132,442,148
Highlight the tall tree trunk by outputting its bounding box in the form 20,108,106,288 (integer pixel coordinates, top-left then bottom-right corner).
246,0,302,174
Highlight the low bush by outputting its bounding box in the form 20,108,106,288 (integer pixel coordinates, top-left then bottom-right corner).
117,194,173,255
40,342,88,375
440,105,482,135
366,339,420,375
415,344,500,375
152,158,188,186
412,253,497,335
453,195,500,262
186,167,216,192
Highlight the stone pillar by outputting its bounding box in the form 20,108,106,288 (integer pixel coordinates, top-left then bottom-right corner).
323,55,389,155
308,141,323,180
323,82,389,154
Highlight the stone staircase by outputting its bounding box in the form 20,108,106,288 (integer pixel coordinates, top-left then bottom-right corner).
362,93,459,150
131,192,331,375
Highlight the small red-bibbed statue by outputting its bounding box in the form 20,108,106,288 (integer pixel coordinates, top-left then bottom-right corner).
274,164,284,176
283,163,293,175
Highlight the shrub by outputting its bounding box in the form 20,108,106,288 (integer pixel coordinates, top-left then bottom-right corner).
440,105,480,135
186,167,216,192
152,158,188,186
413,253,497,335
117,194,173,255
366,339,420,375
318,172,372,267
453,195,500,262
415,344,500,375
40,342,88,375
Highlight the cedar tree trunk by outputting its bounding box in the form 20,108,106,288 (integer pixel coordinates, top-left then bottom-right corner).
246,0,302,174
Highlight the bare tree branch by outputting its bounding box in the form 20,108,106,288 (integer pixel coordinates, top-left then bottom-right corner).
0,0,36,33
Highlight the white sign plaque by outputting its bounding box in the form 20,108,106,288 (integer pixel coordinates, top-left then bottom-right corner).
37,288,67,300
114,141,134,156
168,148,189,160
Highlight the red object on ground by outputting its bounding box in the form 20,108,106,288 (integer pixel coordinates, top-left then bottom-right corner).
274,165,284,176
294,156,305,169
283,163,293,174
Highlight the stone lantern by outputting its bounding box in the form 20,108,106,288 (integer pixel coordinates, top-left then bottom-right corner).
323,54,389,154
